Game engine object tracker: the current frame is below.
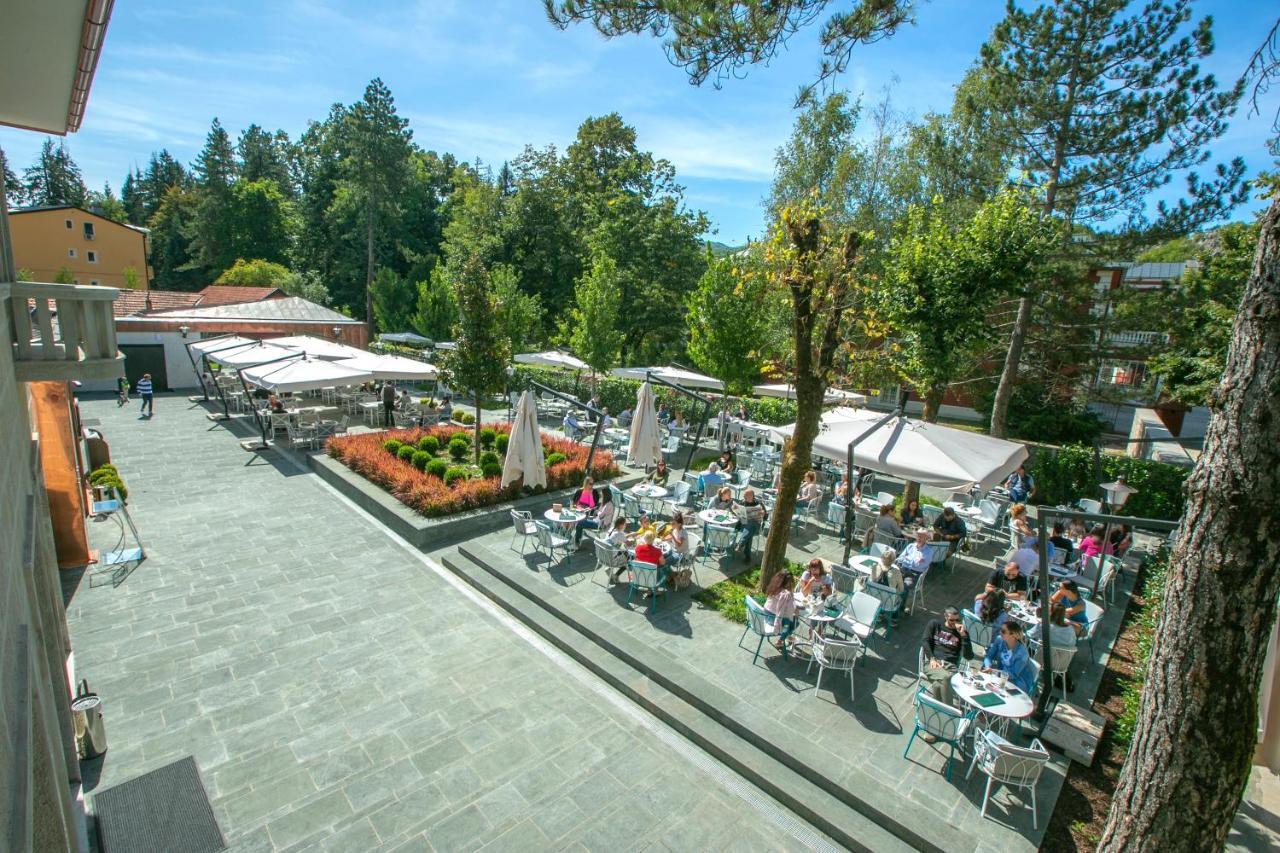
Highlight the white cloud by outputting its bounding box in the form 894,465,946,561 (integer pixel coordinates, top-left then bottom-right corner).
637,116,783,182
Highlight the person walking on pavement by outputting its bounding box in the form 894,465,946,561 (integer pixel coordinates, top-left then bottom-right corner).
136,373,154,417
381,380,396,428
116,375,130,407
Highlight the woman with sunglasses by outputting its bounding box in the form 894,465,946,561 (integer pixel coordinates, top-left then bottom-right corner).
983,620,1035,695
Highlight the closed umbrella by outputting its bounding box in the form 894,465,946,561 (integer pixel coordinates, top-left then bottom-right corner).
502,390,547,489
628,381,663,469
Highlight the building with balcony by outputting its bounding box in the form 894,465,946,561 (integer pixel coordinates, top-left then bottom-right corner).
9,204,151,290
1090,260,1191,398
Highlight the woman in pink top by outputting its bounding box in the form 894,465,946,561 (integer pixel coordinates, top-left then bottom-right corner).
573,477,596,510
763,572,798,649
1077,525,1114,560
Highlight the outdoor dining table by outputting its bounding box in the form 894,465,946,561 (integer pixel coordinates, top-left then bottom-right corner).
697,508,737,527
1007,599,1041,627
943,501,983,520
360,399,383,424
629,484,668,499
950,669,1035,731
544,507,585,534
605,427,629,442
847,554,879,579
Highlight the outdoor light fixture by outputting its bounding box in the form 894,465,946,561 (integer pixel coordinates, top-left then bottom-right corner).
178,325,189,338
1100,476,1136,511
331,326,341,339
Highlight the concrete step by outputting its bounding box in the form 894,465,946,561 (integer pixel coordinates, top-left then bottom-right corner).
443,544,942,853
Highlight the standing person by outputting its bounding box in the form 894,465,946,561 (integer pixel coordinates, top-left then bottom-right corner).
381,380,396,427
136,373,154,417
116,375,129,407
1005,464,1036,503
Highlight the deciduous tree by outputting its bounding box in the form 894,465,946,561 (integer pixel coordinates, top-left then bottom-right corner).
686,251,775,395
441,253,512,460
567,251,625,376
413,268,459,341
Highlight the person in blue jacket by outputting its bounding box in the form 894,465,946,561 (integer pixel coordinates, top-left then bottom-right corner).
983,620,1035,695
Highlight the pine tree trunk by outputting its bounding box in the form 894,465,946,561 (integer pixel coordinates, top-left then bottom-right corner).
989,294,1032,438
758,376,824,590
1099,196,1280,850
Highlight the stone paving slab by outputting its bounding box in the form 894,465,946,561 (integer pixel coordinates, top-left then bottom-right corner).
69,393,837,852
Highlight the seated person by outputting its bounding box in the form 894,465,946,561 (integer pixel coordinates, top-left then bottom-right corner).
983,620,1035,694
575,490,614,545
618,406,633,427
798,558,833,598
1008,503,1034,544
562,411,581,438
900,499,925,527
872,503,904,541
1067,516,1088,543
1028,602,1078,650
633,531,667,569
708,486,735,512
833,475,852,505
734,403,749,421
1109,524,1132,557
663,514,689,562
717,451,735,473
606,516,629,548
599,406,612,430
572,477,596,510
869,548,905,594
657,403,671,424
921,606,973,706
932,506,968,554
1012,536,1042,580
895,528,933,579
646,460,670,487
698,462,724,495
672,411,688,430
975,589,1010,631
1049,522,1074,563
979,561,1029,602
633,512,659,540
1049,580,1089,634
266,394,286,414
1078,524,1114,560
1005,465,1035,503
763,571,798,649
796,471,819,508
395,390,413,411
733,489,766,558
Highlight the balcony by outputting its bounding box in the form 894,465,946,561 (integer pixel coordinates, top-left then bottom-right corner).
1105,330,1167,347
3,280,124,382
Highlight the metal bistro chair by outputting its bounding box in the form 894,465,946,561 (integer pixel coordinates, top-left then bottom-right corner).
621,492,643,523
832,591,881,657
966,730,1052,829
509,510,537,554
863,580,906,640
626,560,666,613
740,596,788,664
533,521,572,568
904,689,973,781
592,537,628,587
702,523,736,565
662,481,695,518
921,505,943,527
1080,599,1106,658
807,635,863,701
962,608,995,659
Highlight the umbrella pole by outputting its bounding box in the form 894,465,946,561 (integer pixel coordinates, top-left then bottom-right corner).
184,341,209,402
841,391,908,565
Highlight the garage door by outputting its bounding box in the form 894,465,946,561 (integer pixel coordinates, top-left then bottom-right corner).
120,344,169,391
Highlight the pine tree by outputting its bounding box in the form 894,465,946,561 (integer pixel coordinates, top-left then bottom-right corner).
237,124,294,194
121,169,146,224
186,119,239,279
86,182,127,223
1,146,20,209
21,139,87,207
975,0,1245,437
140,150,188,220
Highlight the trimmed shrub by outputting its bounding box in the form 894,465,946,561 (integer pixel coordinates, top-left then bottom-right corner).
481,462,503,478
545,452,567,466
417,435,439,455
382,438,403,455
425,458,449,479
397,445,416,463
479,450,500,467
411,450,431,471
447,437,469,461
444,465,470,486
449,430,471,445
460,413,476,425
452,409,467,422
495,433,509,454
479,428,496,448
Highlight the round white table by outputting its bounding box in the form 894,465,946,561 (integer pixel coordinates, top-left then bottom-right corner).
1007,601,1041,627
605,427,629,442
630,484,668,499
698,509,737,527
943,501,983,519
950,671,1035,720
544,508,585,526
847,554,879,578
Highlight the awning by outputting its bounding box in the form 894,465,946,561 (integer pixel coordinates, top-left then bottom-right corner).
335,353,438,381
209,342,305,368
379,332,432,347
514,351,590,371
268,335,366,361
771,408,1027,492
188,335,260,357
240,356,371,393
753,383,868,405
611,365,724,391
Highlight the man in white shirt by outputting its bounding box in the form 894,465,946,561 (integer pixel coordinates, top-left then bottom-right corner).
1012,536,1042,579
895,528,933,580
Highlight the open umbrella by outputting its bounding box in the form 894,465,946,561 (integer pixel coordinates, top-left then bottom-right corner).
212,341,305,368
611,365,724,391
334,352,438,381
240,356,371,393
188,335,259,357
628,381,663,469
268,334,366,361
379,331,432,347
513,351,590,371
502,390,547,489
771,407,1027,492
752,383,867,405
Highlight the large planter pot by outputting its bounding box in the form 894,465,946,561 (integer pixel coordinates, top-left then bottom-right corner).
1154,400,1190,436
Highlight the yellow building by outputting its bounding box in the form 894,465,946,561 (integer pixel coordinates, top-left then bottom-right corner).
9,204,151,289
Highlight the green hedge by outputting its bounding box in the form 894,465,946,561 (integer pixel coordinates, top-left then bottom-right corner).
1026,444,1188,520
425,458,448,479
1115,549,1169,747
88,463,128,501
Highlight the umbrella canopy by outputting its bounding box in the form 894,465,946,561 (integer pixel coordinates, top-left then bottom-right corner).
268,334,366,361
335,352,438,381
752,383,868,405
188,335,259,357
627,381,663,469
240,356,372,393
771,407,1027,492
212,342,305,368
611,365,724,391
379,331,432,347
501,390,547,489
514,350,590,371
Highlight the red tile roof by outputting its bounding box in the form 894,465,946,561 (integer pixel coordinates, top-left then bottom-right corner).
112,290,201,317
195,285,286,306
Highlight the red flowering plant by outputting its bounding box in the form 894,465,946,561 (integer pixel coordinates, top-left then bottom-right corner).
326,422,618,517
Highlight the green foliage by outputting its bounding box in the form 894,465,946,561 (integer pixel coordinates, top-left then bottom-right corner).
975,385,1107,445
443,465,471,486
478,428,496,449
441,253,512,442
87,181,127,223
417,435,439,455
425,458,449,479
187,118,239,278
495,433,510,454
460,412,477,425
226,177,295,265
479,450,500,467
447,437,469,461
1114,550,1170,747
691,560,805,625
686,253,774,394
566,251,624,373
411,450,432,471
53,266,75,284
545,452,568,466
413,267,458,340
371,267,418,335
491,264,544,350
382,438,403,455
214,258,292,287
121,266,140,290
396,444,416,463
19,138,87,207
88,463,128,501
481,462,503,478
147,185,206,291
1026,445,1188,520
449,430,471,445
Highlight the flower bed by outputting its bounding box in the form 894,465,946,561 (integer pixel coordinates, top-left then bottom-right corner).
326,423,618,517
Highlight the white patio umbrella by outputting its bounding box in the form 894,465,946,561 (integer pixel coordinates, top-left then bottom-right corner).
514,350,590,371
240,356,372,393
627,381,663,469
379,331,432,346
502,390,547,489
212,341,305,368
771,407,1028,492
268,334,367,361
334,352,438,381
188,335,259,357
611,365,724,391
752,383,868,406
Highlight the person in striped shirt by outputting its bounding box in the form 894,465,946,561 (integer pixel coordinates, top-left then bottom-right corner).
136,373,154,417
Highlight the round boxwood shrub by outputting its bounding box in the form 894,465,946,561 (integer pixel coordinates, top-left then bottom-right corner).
425,458,449,479
411,450,431,471
443,465,470,486
447,437,469,461
383,438,403,455
449,430,471,445
479,428,496,448
452,409,467,422
417,435,439,455
545,452,567,466
479,450,500,467
481,462,503,478
397,445,416,463
495,433,509,454
461,413,476,425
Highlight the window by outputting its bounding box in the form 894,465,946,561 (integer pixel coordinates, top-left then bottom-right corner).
86,251,97,263
65,219,73,229
68,248,76,258
83,222,95,240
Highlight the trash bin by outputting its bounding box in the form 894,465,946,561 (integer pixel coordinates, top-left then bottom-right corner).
71,680,107,760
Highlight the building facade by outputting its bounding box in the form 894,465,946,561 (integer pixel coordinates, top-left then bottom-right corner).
10,205,151,290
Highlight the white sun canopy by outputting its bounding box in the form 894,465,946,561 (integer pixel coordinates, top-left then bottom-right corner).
210,342,304,368
379,331,432,346
335,352,438,381
188,335,259,357
752,383,868,405
611,365,724,391
240,356,371,393
267,335,366,361
514,351,590,371
771,407,1028,492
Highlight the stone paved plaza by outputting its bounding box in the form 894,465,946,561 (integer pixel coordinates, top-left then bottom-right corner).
71,393,842,852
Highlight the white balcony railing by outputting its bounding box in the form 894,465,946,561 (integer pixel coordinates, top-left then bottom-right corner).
3,281,124,381
1105,330,1167,347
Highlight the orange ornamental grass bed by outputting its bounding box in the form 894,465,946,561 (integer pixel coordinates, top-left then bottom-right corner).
326,422,618,518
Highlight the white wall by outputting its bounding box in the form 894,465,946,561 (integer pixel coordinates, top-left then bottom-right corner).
81,331,201,392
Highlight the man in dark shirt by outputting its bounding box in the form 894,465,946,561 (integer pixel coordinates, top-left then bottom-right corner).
1049,522,1073,564
921,606,972,708
932,507,967,555
982,561,1029,601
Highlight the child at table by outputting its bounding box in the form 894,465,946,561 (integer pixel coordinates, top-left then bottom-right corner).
763,571,798,650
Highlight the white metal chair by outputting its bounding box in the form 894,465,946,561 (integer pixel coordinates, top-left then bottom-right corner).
962,609,994,659
1047,642,1077,699
906,560,931,615
508,510,537,554
591,536,627,588
1081,599,1106,658
862,580,906,640
662,481,695,517
904,690,972,781
921,505,943,527
875,491,895,507
966,730,1052,829
740,596,787,664
702,523,736,563
807,635,862,701
832,591,881,655
1076,498,1102,514
533,521,572,567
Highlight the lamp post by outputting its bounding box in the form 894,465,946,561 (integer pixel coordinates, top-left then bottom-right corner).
1100,476,1136,513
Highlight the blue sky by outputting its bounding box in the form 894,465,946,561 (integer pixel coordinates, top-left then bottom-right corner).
1,0,1275,245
